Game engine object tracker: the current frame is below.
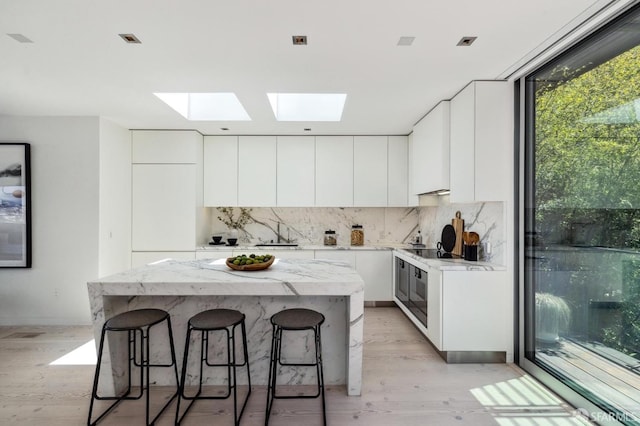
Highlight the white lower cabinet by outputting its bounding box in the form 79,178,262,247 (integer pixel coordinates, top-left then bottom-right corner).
393,252,508,357
132,251,195,268
440,271,508,351
355,251,392,302
315,250,392,302
425,264,442,348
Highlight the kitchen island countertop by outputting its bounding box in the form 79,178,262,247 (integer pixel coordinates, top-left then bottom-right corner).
88,258,365,395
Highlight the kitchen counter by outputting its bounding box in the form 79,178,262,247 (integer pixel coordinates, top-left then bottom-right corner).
394,248,506,271
88,258,365,395
197,244,397,251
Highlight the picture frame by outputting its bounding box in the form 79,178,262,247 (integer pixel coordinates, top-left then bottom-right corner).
0,143,31,267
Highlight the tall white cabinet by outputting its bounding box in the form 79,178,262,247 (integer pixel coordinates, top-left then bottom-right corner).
449,81,512,202
411,100,450,195
131,130,207,265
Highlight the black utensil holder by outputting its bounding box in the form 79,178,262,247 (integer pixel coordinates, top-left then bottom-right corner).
464,244,478,261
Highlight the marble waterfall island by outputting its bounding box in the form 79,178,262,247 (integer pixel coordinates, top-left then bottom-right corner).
87,258,365,396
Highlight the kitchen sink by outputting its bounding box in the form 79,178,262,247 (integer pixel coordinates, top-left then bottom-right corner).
254,243,299,247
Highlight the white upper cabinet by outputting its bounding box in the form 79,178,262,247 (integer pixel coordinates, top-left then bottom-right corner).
387,136,409,206
449,81,512,203
411,100,450,195
406,134,420,206
315,136,354,207
204,136,238,206
354,136,387,207
132,164,197,251
132,130,201,164
277,136,315,206
238,136,277,206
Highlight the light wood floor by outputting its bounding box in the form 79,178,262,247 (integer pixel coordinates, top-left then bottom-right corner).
0,307,593,425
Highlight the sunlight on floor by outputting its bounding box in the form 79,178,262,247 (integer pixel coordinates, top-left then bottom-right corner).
49,339,97,365
470,375,592,425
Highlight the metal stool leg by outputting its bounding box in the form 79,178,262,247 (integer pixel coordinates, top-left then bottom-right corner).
177,317,252,426
88,313,178,426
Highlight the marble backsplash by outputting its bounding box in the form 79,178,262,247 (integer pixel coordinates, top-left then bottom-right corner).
209,207,420,247
208,202,505,264
418,201,505,264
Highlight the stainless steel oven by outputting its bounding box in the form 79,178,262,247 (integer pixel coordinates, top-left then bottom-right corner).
409,264,428,327
395,257,409,307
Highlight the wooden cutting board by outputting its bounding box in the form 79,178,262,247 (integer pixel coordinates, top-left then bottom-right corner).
451,211,464,256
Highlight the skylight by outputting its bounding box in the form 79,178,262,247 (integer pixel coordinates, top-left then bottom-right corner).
154,92,251,121
267,93,347,121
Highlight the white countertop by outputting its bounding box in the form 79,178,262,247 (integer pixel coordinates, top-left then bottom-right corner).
393,249,506,271
197,244,398,251
90,257,364,295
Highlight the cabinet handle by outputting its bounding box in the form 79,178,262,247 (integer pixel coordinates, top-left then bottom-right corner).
415,269,421,279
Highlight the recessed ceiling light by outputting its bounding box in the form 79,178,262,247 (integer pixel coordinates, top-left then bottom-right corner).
292,35,307,45
456,36,477,47
154,93,251,121
119,33,141,44
267,93,346,122
397,36,415,46
7,33,33,43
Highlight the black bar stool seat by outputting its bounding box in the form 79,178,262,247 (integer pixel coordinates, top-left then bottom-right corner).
175,308,251,426
87,308,179,426
265,308,326,426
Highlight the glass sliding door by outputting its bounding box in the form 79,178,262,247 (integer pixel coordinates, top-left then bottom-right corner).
524,5,640,424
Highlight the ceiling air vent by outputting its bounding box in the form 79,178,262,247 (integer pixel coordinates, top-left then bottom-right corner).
397,36,415,46
292,35,307,45
119,33,141,44
456,36,477,47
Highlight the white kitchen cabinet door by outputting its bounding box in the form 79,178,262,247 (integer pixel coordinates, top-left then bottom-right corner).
132,164,197,251
355,251,392,302
474,82,512,202
204,136,238,206
441,271,509,351
315,136,354,207
425,265,442,349
406,134,420,206
277,136,315,206
387,136,408,206
449,85,476,202
132,130,201,164
449,81,511,203
131,251,196,268
354,136,387,207
411,101,450,195
238,136,277,206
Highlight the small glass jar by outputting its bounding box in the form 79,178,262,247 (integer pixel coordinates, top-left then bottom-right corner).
324,230,337,246
350,225,364,246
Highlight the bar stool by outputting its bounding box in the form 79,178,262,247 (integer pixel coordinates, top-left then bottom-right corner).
87,308,179,426
175,308,251,426
265,308,326,426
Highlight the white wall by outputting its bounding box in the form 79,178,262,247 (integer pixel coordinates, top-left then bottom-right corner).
0,116,108,325
98,118,131,277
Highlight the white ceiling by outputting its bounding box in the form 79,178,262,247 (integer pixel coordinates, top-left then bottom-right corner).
0,0,612,135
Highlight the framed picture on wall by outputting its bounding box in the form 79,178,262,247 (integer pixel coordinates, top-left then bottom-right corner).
0,143,31,267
